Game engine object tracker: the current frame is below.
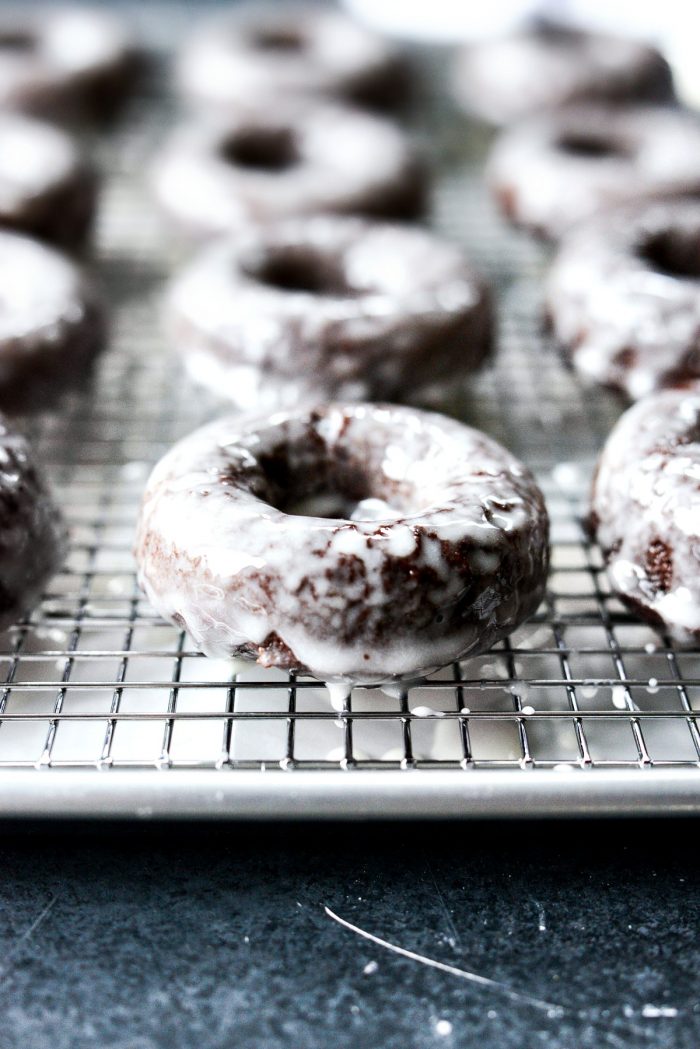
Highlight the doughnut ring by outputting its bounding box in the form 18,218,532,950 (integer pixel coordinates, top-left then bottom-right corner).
488,106,700,240
547,198,700,400
135,403,549,683
454,22,674,126
151,103,426,240
177,3,405,111
0,414,66,629
0,7,135,122
591,382,700,643
166,214,492,410
0,113,98,250
0,230,106,412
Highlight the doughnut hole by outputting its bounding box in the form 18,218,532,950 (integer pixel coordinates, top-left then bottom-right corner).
245,432,428,521
0,32,34,52
532,21,580,45
640,228,700,279
219,126,299,172
243,244,354,296
249,27,306,52
556,132,627,159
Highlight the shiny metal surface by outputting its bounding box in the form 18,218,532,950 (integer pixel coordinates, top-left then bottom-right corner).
1,768,699,820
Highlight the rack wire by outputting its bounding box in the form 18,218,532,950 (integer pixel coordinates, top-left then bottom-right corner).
1,7,699,817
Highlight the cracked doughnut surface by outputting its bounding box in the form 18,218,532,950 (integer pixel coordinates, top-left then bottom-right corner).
177,2,405,110
0,113,97,250
151,103,426,240
547,199,700,400
135,404,549,683
591,383,700,643
489,106,700,240
0,415,65,629
0,6,135,121
166,214,492,410
0,230,106,411
454,22,673,126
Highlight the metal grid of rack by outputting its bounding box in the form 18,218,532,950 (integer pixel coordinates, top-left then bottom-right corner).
1,8,699,817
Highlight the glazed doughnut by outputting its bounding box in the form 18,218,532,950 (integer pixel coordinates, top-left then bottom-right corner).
0,7,135,122
591,383,700,643
0,113,97,250
489,106,700,241
0,230,106,411
135,404,549,682
454,22,674,126
151,104,426,240
0,415,65,629
177,3,405,111
547,199,700,400
166,215,492,410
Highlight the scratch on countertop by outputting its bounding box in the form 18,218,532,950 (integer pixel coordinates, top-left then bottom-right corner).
324,906,564,1016
424,856,462,950
0,894,57,973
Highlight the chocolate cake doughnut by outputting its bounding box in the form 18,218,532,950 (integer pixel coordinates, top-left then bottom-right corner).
591,383,700,643
135,404,549,682
547,199,700,400
177,3,405,111
454,22,674,126
0,230,106,411
151,104,426,240
0,7,135,122
0,113,97,250
489,106,700,241
0,415,65,629
166,215,492,410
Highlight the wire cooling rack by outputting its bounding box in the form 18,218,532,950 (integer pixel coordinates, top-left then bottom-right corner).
1,7,700,819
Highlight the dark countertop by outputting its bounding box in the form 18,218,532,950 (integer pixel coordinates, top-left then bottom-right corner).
1,818,698,1049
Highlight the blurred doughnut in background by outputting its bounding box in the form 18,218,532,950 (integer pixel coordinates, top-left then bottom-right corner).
177,2,407,112
342,0,700,108
0,6,136,122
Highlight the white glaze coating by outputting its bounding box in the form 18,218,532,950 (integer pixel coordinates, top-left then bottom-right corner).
177,2,401,109
454,24,673,126
166,215,491,409
547,199,700,400
0,112,96,248
0,7,132,119
40,8,131,75
135,404,549,683
0,230,91,341
591,384,700,643
0,113,75,211
150,103,424,240
0,414,65,628
0,229,105,404
488,106,700,241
